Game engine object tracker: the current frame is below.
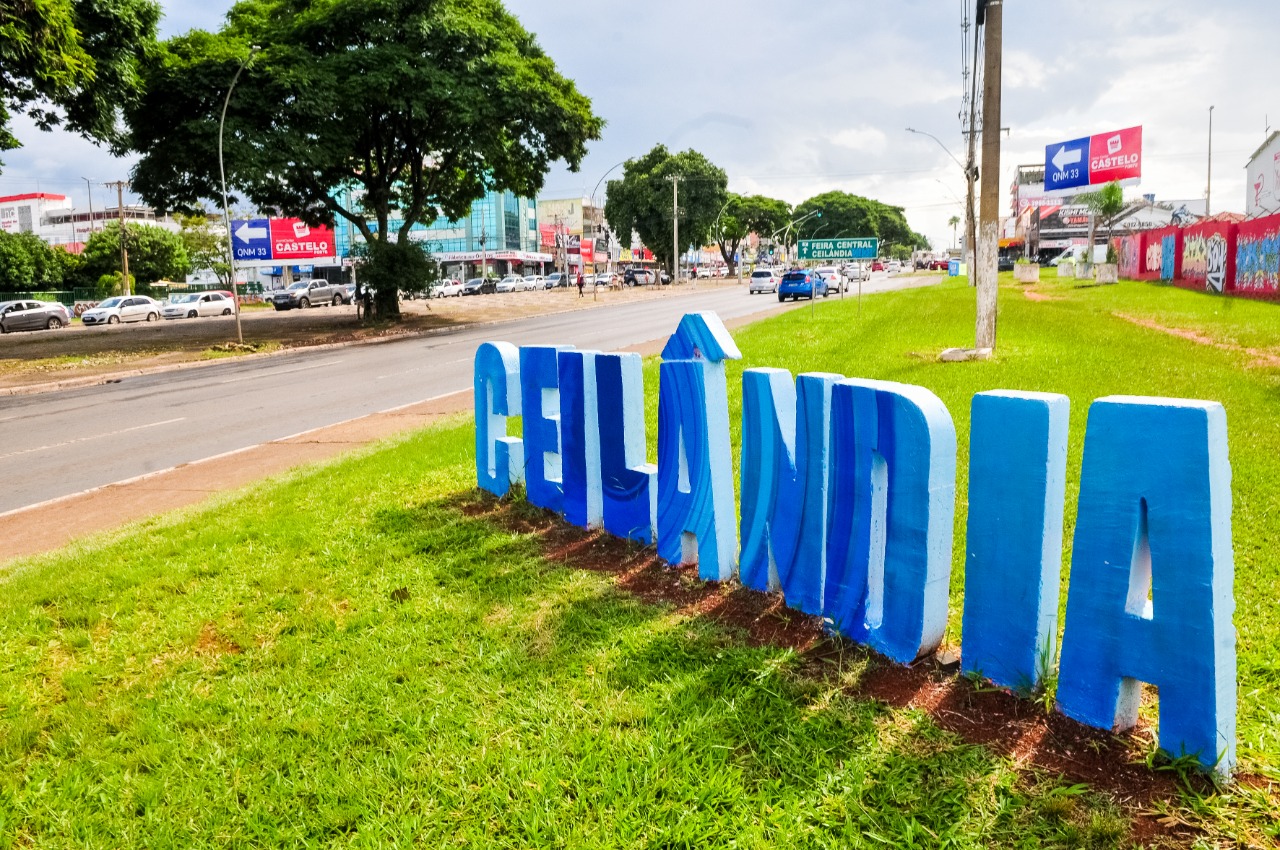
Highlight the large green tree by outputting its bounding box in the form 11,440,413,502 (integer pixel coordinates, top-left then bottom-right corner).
792,191,928,258
0,230,79,291
0,0,159,167
77,221,189,290
122,0,602,319
177,212,230,287
713,193,790,274
604,145,727,277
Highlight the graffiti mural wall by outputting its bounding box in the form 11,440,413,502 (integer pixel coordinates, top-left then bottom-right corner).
1180,222,1237,294
1235,213,1280,298
1118,234,1142,279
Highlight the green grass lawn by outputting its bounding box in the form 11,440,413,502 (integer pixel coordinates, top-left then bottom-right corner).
2,274,1278,847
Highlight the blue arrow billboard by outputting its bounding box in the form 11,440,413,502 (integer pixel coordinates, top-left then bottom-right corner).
231,218,272,261
1044,136,1091,192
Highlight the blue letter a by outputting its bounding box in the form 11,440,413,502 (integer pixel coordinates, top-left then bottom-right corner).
1057,397,1235,776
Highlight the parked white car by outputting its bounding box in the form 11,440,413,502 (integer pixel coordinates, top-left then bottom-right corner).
432,279,463,297
749,268,781,294
521,275,545,291
81,295,162,326
161,291,237,319
495,275,524,293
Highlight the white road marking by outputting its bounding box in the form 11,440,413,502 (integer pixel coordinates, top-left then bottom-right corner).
217,360,341,383
0,417,187,461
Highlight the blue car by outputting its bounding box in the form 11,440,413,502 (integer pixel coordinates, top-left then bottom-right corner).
777,269,829,302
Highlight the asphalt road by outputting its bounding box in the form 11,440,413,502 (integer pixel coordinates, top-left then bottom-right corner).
0,276,933,514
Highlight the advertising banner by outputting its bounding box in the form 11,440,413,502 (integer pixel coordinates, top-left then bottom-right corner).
1088,126,1143,185
580,238,595,264
270,218,335,260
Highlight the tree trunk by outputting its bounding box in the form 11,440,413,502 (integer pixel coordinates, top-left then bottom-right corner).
371,285,400,320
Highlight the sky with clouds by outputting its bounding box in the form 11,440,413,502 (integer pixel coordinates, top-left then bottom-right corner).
3,0,1277,249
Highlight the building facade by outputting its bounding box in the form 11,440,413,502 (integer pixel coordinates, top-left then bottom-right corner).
0,192,181,254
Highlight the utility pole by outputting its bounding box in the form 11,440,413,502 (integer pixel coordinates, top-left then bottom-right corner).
666,174,680,284
104,180,131,295
1206,105,1215,217
81,177,95,240
975,0,1002,351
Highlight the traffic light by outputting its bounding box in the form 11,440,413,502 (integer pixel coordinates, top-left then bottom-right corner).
768,246,775,256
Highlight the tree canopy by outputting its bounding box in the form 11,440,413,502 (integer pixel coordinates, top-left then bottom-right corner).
604,145,727,276
0,230,80,291
791,191,928,258
78,222,189,288
123,0,603,318
713,193,790,273
0,0,159,168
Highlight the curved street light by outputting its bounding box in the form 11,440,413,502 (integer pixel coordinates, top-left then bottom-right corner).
219,45,260,345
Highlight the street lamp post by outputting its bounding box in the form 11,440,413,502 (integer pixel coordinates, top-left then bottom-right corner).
219,45,260,346
1206,105,1215,217
908,126,977,277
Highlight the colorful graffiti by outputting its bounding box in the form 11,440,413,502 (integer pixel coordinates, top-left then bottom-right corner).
1183,234,1207,282
1161,235,1178,281
1145,242,1163,276
1236,220,1280,294
1206,234,1228,293
1119,235,1141,279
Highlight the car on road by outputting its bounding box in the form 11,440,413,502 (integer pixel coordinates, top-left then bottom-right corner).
596,272,618,288
870,259,886,272
521,275,545,291
81,295,162,326
0,300,72,332
161,291,237,320
624,268,656,286
929,258,950,271
749,269,781,294
814,266,844,293
886,260,902,273
462,277,497,295
777,269,829,302
432,279,463,298
546,272,565,288
842,262,870,282
998,256,1016,272
272,279,344,310
495,274,524,293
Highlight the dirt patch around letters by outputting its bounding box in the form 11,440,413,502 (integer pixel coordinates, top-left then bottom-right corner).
454,489,1278,848
1113,312,1280,370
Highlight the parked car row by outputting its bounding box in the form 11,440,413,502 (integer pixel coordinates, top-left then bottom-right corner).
0,299,72,332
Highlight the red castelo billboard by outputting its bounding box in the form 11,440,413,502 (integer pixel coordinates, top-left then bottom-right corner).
1088,126,1142,185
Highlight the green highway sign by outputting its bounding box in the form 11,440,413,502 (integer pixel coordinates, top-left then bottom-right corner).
797,237,879,261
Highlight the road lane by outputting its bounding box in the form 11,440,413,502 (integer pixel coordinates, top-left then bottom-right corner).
0,277,934,514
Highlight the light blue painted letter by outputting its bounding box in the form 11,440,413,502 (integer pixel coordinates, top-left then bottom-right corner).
520,345,571,513
474,341,523,497
739,369,840,612
657,313,742,581
1057,397,1235,776
825,379,956,663
961,391,1069,691
558,349,603,529
595,352,657,544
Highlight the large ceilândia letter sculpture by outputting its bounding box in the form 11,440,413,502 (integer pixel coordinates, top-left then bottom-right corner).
520,345,572,514
657,313,743,581
824,379,956,664
961,391,1069,692
558,350,603,529
474,342,523,497
1056,397,1235,777
595,352,657,544
740,369,841,613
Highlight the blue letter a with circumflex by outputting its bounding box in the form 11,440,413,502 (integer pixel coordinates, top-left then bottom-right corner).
474,341,523,497
824,379,956,664
1057,397,1235,777
595,352,657,544
657,313,741,581
739,369,841,613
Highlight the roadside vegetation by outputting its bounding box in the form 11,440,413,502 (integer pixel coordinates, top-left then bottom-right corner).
2,275,1278,846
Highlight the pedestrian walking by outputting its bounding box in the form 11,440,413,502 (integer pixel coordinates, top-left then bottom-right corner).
576,270,585,298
